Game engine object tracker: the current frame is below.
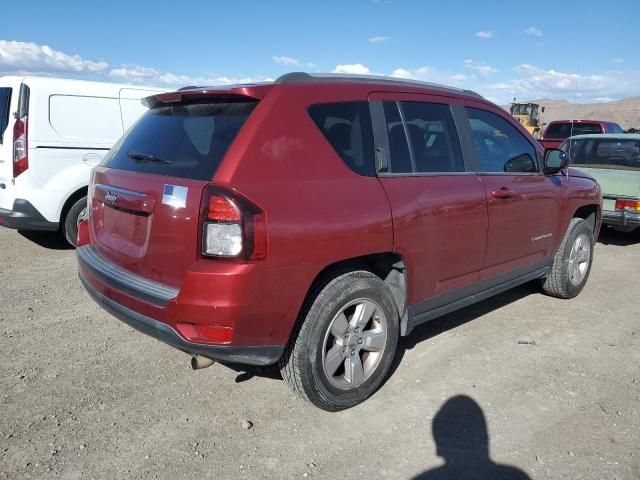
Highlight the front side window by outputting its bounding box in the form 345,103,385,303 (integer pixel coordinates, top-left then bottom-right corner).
308,102,375,176
466,107,538,173
382,101,463,174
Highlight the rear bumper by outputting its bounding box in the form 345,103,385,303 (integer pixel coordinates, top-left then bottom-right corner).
0,198,59,231
80,275,284,366
602,209,640,228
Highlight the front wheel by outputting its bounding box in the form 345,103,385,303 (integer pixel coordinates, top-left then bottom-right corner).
542,218,594,299
280,271,399,411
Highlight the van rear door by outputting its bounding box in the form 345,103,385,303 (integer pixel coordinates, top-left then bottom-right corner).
89,96,259,288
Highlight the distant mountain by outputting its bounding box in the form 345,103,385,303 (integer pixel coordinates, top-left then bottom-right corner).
502,97,640,130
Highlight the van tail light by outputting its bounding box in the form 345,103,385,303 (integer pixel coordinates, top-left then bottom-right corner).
615,198,640,212
13,115,28,178
200,185,267,261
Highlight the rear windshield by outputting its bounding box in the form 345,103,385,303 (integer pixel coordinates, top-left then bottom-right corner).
563,138,640,171
0,87,11,144
545,122,601,139
105,100,258,181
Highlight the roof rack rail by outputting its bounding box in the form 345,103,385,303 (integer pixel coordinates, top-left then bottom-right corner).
178,85,202,91
274,72,483,98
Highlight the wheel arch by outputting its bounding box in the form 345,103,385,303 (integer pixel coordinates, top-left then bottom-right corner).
572,203,600,234
289,252,409,346
60,186,88,225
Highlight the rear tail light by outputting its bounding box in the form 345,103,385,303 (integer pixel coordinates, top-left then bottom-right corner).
200,185,267,261
615,198,640,212
13,115,28,178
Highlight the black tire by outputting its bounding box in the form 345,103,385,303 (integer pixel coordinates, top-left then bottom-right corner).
541,218,594,299
62,196,87,247
280,270,399,411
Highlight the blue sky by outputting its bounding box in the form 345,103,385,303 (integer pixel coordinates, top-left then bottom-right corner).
1,0,638,103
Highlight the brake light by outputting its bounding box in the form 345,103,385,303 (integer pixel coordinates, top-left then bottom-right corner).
615,199,640,212
13,115,28,177
200,186,267,261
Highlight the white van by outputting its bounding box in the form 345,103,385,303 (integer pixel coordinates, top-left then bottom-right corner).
0,76,166,245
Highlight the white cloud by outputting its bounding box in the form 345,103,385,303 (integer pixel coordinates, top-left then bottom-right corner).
369,36,392,44
464,59,498,76
0,40,108,74
108,65,270,87
475,31,493,39
524,27,543,37
483,63,640,103
272,55,316,68
332,64,371,75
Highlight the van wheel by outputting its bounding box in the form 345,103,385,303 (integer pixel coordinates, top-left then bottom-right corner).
62,196,87,247
280,271,399,411
541,218,594,299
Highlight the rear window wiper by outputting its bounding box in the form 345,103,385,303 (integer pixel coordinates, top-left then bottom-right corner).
127,150,172,164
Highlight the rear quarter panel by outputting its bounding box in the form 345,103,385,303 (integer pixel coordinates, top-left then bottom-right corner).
214,84,394,335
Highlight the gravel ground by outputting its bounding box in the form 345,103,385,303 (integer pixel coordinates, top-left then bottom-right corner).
1,227,639,479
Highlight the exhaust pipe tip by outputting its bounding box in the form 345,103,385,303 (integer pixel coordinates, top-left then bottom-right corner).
191,355,215,370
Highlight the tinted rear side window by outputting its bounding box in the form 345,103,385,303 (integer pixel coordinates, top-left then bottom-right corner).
308,102,375,176
105,101,257,181
0,87,11,144
399,101,464,173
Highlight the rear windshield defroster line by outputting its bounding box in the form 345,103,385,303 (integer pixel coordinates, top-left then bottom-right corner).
104,100,258,181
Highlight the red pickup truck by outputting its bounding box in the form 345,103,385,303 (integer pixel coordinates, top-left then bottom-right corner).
541,120,624,150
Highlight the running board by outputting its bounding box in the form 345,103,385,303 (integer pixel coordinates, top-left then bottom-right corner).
405,266,550,335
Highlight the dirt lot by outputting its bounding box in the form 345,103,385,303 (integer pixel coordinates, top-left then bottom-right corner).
1,227,639,480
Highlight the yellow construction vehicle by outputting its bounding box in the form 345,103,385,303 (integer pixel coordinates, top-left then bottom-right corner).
509,99,545,139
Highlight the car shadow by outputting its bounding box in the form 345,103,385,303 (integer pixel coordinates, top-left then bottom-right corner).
412,395,532,479
597,226,639,246
223,281,539,386
387,281,540,379
18,230,73,250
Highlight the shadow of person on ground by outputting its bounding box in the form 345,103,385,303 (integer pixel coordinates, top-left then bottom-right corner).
18,230,72,250
413,395,531,480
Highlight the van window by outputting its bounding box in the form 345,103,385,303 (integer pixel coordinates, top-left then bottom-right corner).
466,107,538,173
105,100,258,181
0,87,11,144
308,102,375,176
49,95,122,140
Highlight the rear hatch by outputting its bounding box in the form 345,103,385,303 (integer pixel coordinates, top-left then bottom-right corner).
89,94,259,288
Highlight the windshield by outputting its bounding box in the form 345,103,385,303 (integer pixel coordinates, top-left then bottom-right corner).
104,100,258,181
563,138,640,171
0,87,11,144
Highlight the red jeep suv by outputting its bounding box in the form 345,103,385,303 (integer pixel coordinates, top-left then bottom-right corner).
77,73,602,410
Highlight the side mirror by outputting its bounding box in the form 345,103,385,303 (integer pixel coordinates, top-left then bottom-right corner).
544,149,569,174
541,106,545,113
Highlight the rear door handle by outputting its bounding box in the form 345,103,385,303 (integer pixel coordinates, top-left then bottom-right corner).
491,188,514,199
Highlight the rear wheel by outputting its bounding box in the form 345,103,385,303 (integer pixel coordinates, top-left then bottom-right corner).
542,218,594,299
280,271,399,411
62,196,87,247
